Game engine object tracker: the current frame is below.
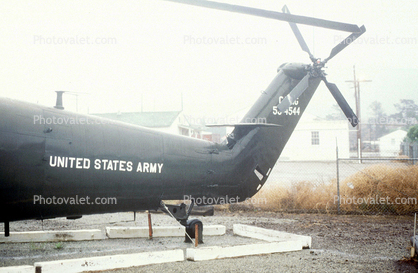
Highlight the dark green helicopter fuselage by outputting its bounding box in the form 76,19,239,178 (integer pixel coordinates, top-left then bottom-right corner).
0,63,320,223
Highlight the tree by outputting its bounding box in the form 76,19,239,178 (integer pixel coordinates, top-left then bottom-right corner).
325,104,346,120
367,101,388,139
406,125,418,142
369,101,385,119
388,99,418,128
394,99,418,119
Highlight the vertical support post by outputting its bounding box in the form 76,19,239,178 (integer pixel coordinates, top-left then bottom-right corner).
414,213,416,244
195,223,199,247
336,141,340,215
411,213,417,258
54,91,65,110
5,221,9,237
357,81,362,162
148,211,153,240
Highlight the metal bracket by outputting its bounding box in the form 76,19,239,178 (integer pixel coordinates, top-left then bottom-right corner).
160,200,194,226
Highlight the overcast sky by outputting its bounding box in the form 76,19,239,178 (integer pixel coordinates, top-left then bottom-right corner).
1,0,417,122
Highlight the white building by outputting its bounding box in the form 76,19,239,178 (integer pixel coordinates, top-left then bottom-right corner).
378,129,407,157
93,111,219,141
279,114,350,161
223,108,351,161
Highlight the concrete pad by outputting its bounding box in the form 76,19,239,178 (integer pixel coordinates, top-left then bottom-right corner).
1,224,310,270
0,265,34,273
106,225,226,238
186,240,304,261
233,224,312,248
34,249,184,273
0,230,103,243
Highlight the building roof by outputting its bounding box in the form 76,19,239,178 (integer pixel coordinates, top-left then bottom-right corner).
93,111,181,128
378,129,407,141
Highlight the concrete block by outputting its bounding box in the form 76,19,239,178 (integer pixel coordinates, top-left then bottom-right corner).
0,230,104,243
106,225,226,239
186,240,304,261
0,265,34,273
203,225,225,236
34,249,184,273
233,224,311,248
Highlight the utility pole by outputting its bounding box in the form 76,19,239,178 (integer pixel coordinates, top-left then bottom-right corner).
345,65,371,161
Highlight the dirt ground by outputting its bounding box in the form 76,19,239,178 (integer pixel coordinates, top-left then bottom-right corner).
1,210,417,272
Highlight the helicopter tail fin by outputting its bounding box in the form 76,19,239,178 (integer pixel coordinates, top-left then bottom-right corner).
225,64,322,198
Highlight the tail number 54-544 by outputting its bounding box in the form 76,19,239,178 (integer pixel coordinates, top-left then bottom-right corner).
272,96,300,116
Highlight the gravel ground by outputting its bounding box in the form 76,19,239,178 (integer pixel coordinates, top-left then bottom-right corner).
1,211,417,272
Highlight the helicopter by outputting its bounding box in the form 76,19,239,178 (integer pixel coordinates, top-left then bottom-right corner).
0,0,365,237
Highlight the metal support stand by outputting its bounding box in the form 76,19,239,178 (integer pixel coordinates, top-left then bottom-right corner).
160,200,203,245
185,219,203,244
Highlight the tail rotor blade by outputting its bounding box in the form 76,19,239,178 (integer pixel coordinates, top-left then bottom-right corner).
323,25,366,63
162,0,365,128
277,73,310,112
323,78,359,127
282,5,315,62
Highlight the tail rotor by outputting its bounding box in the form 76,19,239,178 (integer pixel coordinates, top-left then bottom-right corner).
276,5,365,127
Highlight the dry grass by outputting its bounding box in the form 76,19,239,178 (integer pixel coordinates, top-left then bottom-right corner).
245,180,338,213
340,164,418,214
240,164,418,215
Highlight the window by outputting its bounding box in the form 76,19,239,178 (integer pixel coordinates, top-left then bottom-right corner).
311,131,319,145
